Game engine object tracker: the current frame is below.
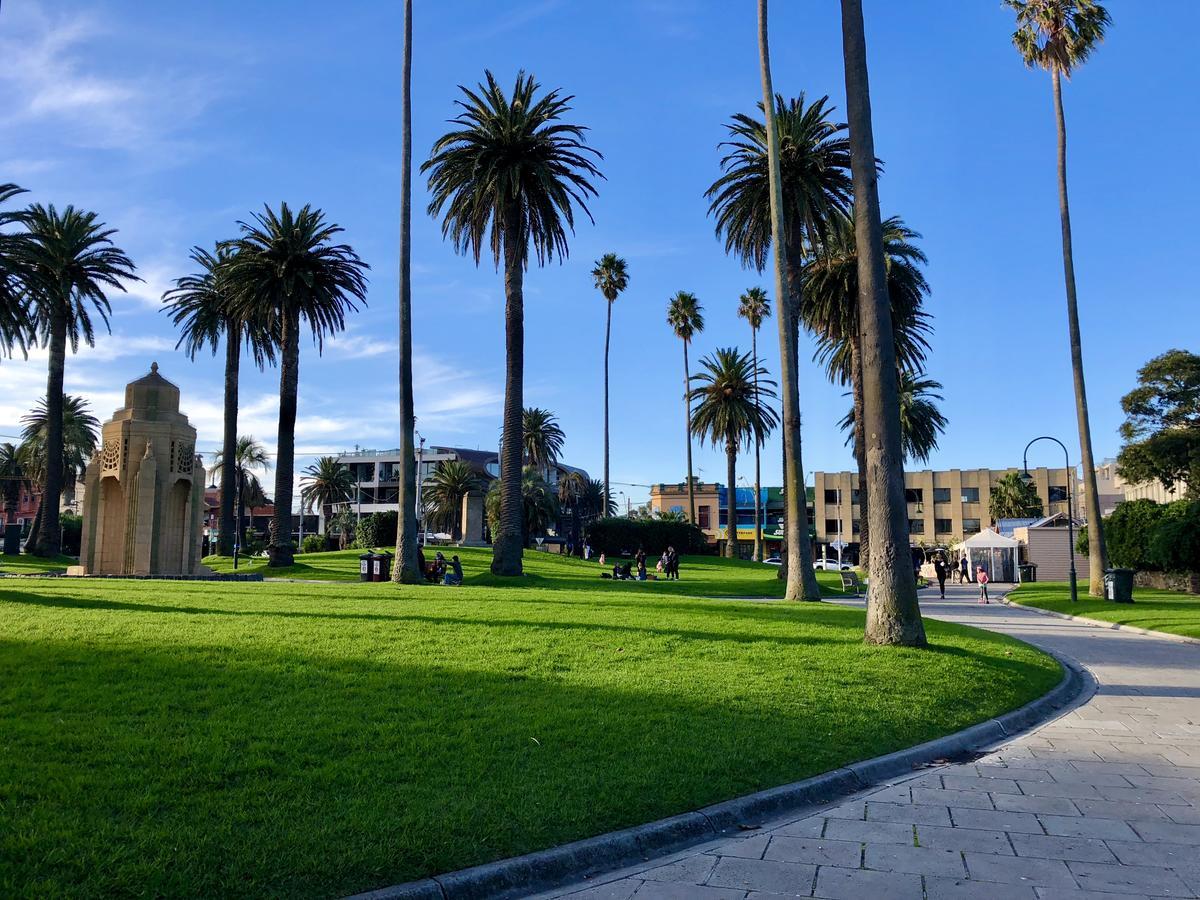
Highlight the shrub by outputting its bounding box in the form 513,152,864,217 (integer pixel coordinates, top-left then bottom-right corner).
60,513,83,556
301,534,326,555
584,517,708,557
1148,500,1200,573
370,510,398,547
355,516,379,551
1102,499,1165,570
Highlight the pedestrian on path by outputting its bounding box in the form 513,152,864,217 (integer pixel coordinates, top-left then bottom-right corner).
959,555,969,584
934,557,947,599
976,565,990,603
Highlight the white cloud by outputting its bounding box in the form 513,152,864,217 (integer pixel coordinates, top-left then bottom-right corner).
323,326,396,360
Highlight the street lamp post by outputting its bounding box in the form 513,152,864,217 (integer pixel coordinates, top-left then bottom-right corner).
1021,436,1077,604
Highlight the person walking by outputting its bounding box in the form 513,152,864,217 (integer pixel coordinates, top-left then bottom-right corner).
934,557,947,600
668,546,680,580
959,555,969,585
976,565,990,604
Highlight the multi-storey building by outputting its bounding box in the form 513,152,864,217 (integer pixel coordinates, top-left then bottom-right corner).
647,481,816,556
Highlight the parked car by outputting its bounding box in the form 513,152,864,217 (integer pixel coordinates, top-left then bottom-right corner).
763,556,782,566
813,558,852,571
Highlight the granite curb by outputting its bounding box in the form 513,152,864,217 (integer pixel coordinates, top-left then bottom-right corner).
1001,595,1200,646
346,638,1091,900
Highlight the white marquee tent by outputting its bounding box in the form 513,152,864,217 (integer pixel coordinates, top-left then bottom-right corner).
953,528,1020,583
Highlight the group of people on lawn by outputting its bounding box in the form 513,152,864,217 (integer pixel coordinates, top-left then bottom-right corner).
417,547,464,585
598,546,681,582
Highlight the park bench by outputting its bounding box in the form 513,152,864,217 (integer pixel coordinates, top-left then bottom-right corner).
840,570,863,596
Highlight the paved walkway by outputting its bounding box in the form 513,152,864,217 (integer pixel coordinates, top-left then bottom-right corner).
543,583,1200,900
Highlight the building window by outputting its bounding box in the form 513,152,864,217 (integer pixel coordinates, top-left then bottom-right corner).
1048,485,1068,503
961,487,980,503
909,519,925,534
825,518,840,535
963,518,981,534
851,519,861,534
824,489,840,505
933,487,951,503
851,488,862,505
905,488,924,504
698,506,711,529
935,518,953,534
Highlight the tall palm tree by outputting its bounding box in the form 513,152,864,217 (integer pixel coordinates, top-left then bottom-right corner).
18,204,136,556
839,0,926,645
591,252,629,516
521,407,566,478
688,347,779,559
805,211,932,565
18,394,100,553
737,286,771,562
163,245,275,557
393,0,421,584
484,466,559,548
666,291,704,524
421,459,480,541
0,183,31,360
300,456,354,534
839,371,947,465
423,70,602,577
579,477,617,522
212,435,271,552
557,468,588,553
222,203,369,567
1005,0,1111,596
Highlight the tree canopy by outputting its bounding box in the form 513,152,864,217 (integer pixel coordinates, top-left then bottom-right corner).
1116,349,1200,498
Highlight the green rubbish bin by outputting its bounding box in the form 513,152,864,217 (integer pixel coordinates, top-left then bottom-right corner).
359,552,374,582
1019,563,1038,583
1104,568,1135,603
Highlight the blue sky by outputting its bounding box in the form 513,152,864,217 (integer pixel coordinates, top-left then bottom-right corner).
1,0,1196,510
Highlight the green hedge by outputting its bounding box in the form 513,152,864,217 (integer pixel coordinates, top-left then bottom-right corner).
1078,498,1200,572
584,517,709,557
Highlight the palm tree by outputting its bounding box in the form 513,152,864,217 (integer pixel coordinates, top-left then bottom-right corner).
163,245,275,557
666,291,704,525
579,477,616,522
688,348,779,559
591,252,629,516
557,468,588,554
484,465,559,548
1005,0,1111,596
300,456,354,535
421,459,480,541
839,0,926,645
839,371,947,465
521,407,566,478
805,211,933,565
0,183,31,360
18,394,100,553
424,71,602,577
212,435,271,554
18,204,136,556
222,203,369,567
737,286,771,562
393,0,421,584
990,471,1045,522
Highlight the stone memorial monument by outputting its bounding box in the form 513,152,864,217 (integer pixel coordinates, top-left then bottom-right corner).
75,363,209,576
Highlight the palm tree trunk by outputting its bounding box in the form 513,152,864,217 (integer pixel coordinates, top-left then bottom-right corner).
492,212,525,576
759,4,819,600
851,337,869,569
841,0,925,645
1052,66,1106,596
725,439,738,558
23,496,43,554
751,326,763,563
218,330,240,557
269,311,299,567
393,0,421,584
603,300,612,519
35,318,66,557
683,339,696,524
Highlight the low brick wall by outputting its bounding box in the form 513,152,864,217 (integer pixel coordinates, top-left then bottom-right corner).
1134,570,1200,594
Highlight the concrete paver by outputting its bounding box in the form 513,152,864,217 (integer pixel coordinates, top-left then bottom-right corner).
547,585,1200,900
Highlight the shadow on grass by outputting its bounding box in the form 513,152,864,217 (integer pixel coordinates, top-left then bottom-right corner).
0,630,1058,900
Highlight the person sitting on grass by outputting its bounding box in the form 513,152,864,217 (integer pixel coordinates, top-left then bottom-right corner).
637,560,648,581
443,555,463,586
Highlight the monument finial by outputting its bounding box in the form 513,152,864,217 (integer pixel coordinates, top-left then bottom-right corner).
150,361,159,374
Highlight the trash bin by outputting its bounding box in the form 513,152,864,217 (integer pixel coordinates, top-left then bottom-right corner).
1104,568,1135,603
359,552,374,582
372,552,393,583
1019,563,1038,583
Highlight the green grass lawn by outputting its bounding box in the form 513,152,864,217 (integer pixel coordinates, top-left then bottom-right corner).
0,552,75,575
1012,581,1200,639
1,550,1060,898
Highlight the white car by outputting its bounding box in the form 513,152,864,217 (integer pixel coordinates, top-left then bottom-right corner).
813,558,852,571
763,556,782,566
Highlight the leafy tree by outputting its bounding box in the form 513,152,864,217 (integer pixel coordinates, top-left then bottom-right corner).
521,407,565,478
485,465,559,547
222,203,369,567
0,183,31,360
1005,0,1112,595
1147,500,1200,573
989,471,1045,521
18,395,99,552
737,286,771,562
211,435,271,553
299,456,354,534
1116,349,1200,497
838,371,947,465
163,244,275,556
424,70,601,577
422,460,480,540
18,204,136,556
688,347,779,558
592,252,628,517
666,290,704,525
840,0,926,644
